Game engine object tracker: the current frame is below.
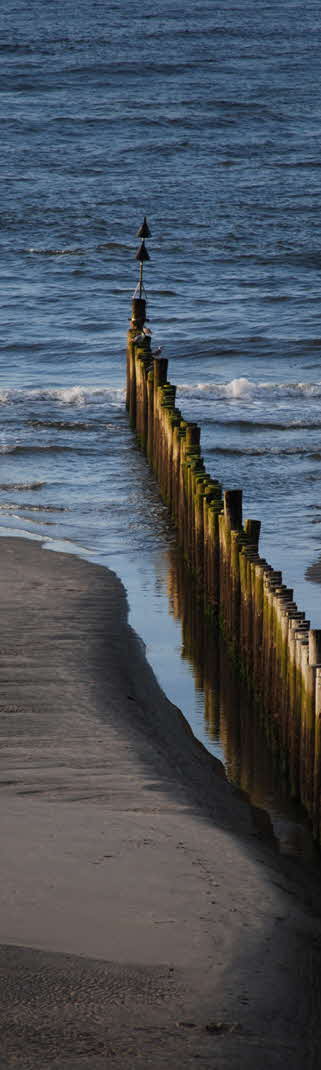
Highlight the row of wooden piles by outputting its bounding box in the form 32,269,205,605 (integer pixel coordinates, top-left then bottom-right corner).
166,549,289,816
126,304,321,842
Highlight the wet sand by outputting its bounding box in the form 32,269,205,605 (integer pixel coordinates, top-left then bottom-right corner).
1,537,321,1068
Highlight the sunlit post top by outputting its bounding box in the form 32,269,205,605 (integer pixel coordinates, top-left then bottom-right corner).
131,216,151,329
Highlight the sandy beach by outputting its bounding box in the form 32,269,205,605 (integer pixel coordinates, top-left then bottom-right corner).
0,537,321,1068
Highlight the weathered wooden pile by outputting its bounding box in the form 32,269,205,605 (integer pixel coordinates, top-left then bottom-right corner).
127,299,321,841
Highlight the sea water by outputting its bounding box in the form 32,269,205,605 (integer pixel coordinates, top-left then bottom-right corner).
1,0,321,852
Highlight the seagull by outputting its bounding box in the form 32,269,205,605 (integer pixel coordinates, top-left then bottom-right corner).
152,346,162,356
143,326,152,336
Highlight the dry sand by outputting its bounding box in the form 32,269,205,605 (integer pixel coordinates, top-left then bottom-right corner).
0,536,321,1068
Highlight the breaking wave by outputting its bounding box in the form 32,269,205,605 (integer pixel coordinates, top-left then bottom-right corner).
177,377,321,401
0,385,125,407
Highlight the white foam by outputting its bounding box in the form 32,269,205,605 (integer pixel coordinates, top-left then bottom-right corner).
0,385,125,407
225,377,254,398
177,377,254,400
177,378,321,401
26,247,83,256
1,379,320,408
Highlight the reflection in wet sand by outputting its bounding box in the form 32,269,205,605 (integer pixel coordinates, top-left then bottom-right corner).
165,546,320,863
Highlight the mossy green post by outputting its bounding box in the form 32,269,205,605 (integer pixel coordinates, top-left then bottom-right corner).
147,370,154,464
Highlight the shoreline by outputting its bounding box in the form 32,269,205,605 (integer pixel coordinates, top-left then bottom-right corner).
1,522,318,862
1,536,321,1067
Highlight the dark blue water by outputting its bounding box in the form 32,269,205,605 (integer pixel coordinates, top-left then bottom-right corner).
1,0,321,848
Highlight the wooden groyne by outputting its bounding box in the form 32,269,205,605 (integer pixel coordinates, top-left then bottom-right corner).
126,297,321,843
165,545,308,843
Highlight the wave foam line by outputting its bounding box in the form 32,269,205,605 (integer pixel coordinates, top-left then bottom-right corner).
0,386,125,407
26,247,85,256
177,377,321,400
0,502,68,513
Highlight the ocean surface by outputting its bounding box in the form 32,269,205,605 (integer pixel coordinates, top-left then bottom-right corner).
1,0,321,851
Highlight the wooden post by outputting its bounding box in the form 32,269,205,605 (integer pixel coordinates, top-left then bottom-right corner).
127,330,137,428
252,562,265,694
135,345,151,450
300,639,315,817
203,481,221,598
308,633,321,838
313,668,321,840
207,501,222,608
131,297,146,329
185,424,201,448
230,530,242,646
147,370,154,463
288,619,309,798
244,518,261,550
153,357,168,395
224,489,242,531
171,421,182,524
309,630,321,668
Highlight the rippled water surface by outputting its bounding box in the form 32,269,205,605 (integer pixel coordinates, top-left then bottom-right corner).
1,0,321,847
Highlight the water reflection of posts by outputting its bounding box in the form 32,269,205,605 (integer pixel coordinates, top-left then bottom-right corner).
165,546,285,816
